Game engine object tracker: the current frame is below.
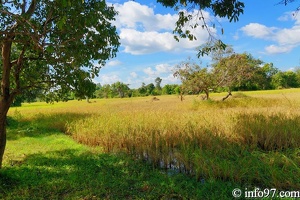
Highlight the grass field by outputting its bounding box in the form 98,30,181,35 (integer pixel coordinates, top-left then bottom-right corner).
1,89,300,199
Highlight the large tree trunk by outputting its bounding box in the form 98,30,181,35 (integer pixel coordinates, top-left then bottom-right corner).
200,89,209,100
0,116,7,169
0,101,10,169
204,89,209,100
1,39,14,168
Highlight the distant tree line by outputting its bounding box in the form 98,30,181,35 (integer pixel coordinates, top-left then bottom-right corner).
174,45,300,100
12,50,300,104
94,59,300,100
95,50,300,100
94,78,181,99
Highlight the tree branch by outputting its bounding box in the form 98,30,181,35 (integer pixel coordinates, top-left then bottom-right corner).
1,40,13,101
13,44,27,93
21,0,26,14
23,0,37,19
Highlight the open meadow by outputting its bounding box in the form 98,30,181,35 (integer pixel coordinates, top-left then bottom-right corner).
1,89,300,199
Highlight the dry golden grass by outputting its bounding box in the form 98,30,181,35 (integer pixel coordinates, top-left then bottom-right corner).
8,88,300,189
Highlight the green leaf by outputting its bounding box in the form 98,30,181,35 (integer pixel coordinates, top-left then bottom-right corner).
46,46,55,53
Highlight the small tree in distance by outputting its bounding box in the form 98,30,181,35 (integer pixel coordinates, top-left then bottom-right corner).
111,81,130,98
174,61,213,100
212,53,263,98
155,77,162,90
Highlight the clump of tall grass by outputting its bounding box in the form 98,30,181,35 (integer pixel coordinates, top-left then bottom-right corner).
232,92,249,99
66,110,234,168
65,96,300,189
234,113,300,151
191,93,283,110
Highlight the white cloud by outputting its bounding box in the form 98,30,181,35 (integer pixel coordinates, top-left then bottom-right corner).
162,74,180,85
119,27,210,55
155,63,172,73
265,44,294,54
295,13,300,25
275,26,300,46
98,74,120,85
278,12,291,22
241,20,300,55
265,25,300,54
143,63,174,77
130,72,138,78
143,67,158,76
113,1,213,55
134,63,178,87
113,1,177,32
126,77,141,88
287,67,295,71
240,23,276,39
120,29,178,54
106,60,122,67
278,11,300,24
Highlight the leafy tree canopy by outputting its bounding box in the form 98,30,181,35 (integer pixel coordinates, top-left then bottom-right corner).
174,51,263,100
0,0,120,168
1,0,120,105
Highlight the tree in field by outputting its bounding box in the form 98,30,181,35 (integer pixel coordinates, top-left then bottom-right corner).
271,72,288,89
72,74,97,103
174,52,262,100
111,81,130,98
155,77,162,90
285,71,299,88
295,67,300,86
137,82,156,96
207,44,263,94
162,84,180,95
213,53,263,96
138,82,147,96
0,0,119,168
145,83,155,95
254,63,279,90
153,77,163,95
174,60,214,100
271,71,299,89
95,84,112,99
226,62,279,91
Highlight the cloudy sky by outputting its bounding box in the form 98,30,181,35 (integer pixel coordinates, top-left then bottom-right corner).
94,0,300,88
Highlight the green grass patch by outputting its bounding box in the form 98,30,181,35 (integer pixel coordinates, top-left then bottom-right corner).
1,128,238,199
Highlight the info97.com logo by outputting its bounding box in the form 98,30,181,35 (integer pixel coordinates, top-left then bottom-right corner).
232,188,300,199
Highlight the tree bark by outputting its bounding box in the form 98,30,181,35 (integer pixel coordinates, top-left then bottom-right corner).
85,96,90,103
0,116,7,169
0,101,10,169
200,89,209,100
204,89,209,100
0,40,14,168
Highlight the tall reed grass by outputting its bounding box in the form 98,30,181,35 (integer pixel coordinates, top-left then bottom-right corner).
9,89,300,189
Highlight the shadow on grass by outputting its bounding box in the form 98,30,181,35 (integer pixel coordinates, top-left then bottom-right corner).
0,149,237,199
6,112,93,140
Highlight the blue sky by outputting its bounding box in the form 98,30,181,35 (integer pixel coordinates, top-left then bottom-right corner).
94,0,300,88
